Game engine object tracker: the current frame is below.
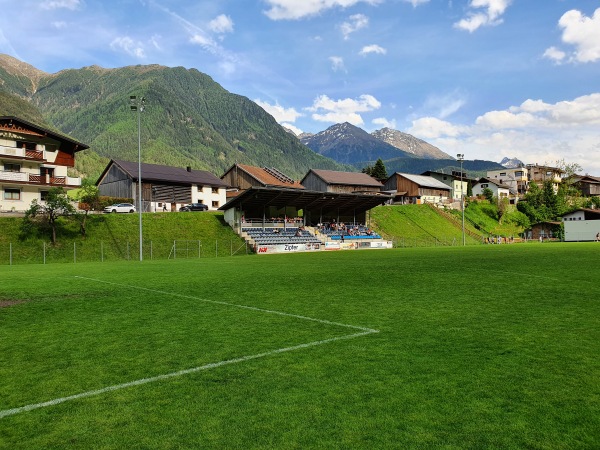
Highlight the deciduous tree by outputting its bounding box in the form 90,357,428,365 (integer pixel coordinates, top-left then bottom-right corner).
24,187,76,244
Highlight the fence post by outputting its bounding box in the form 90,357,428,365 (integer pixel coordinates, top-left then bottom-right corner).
150,241,153,260
127,241,130,260
43,242,46,264
9,242,12,265
101,241,104,262
173,240,176,259
216,240,218,258
74,242,77,263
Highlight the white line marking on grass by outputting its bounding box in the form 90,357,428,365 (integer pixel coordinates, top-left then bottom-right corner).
73,276,377,333
0,277,379,419
0,330,375,419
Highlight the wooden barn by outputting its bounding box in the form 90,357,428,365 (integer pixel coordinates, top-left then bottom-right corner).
383,172,451,204
96,159,228,212
220,163,304,196
300,169,382,194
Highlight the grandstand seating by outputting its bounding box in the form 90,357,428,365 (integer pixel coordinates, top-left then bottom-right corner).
242,227,321,246
318,224,381,240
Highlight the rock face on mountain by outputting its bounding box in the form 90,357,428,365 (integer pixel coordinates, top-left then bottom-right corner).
500,157,525,168
371,127,451,160
300,122,414,165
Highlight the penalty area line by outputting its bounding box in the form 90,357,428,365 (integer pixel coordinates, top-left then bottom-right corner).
73,276,378,333
0,329,377,419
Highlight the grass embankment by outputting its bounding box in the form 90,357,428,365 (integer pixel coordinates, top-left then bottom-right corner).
462,201,525,237
0,211,246,264
370,204,484,246
1,245,599,448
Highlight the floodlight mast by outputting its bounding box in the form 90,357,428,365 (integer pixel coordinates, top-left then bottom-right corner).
130,95,145,261
457,153,465,246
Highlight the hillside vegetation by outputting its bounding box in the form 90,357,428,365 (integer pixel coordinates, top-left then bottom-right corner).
370,204,484,246
0,212,246,264
0,56,346,180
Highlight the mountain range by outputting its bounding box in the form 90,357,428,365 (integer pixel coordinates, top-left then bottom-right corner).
0,54,502,181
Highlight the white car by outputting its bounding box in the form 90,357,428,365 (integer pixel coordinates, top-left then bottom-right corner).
104,203,136,213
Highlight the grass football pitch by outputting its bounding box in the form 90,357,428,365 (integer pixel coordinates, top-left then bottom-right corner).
1,244,599,449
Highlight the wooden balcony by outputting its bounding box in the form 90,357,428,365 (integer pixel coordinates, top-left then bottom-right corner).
28,175,66,185
0,146,45,162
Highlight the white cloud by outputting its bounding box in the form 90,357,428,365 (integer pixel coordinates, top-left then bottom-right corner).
454,0,512,33
557,8,600,63
306,94,381,125
359,44,387,55
110,37,145,59
409,93,600,174
41,0,80,10
51,21,67,29
329,56,346,72
281,123,303,135
423,90,467,119
209,14,234,34
254,99,304,123
409,117,464,139
372,117,396,129
543,46,566,64
341,14,369,39
263,0,382,21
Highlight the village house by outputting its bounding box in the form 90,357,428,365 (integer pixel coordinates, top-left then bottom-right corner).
382,172,451,205
96,159,227,212
0,116,88,212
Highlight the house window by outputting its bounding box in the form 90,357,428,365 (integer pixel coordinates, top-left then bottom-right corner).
16,140,36,151
197,185,204,191
4,188,21,200
515,171,524,177
500,172,506,176
3,163,20,172
211,187,219,194
212,201,219,208
481,184,488,188
40,190,49,201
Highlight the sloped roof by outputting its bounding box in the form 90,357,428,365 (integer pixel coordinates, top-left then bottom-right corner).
229,164,305,189
101,159,228,187
475,177,510,189
302,169,383,187
393,173,451,190
0,115,89,151
219,186,391,217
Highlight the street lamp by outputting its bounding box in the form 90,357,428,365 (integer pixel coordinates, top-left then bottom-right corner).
457,153,465,246
130,95,145,261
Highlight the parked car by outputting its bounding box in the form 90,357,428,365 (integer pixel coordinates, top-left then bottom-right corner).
104,203,136,213
180,203,208,212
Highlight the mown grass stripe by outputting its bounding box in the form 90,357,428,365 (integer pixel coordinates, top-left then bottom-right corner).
0,329,377,419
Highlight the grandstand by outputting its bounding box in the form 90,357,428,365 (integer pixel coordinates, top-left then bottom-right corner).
221,186,393,254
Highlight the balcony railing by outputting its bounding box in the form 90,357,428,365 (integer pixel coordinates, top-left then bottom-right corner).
0,145,45,161
0,171,80,186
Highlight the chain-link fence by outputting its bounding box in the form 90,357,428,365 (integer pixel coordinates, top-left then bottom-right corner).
0,239,250,265
390,236,483,248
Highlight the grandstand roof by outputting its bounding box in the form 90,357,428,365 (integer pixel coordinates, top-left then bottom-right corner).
219,186,391,216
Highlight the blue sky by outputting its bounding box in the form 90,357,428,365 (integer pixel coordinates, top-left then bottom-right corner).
1,0,600,174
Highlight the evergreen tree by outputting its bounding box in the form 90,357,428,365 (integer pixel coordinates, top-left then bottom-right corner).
371,158,388,180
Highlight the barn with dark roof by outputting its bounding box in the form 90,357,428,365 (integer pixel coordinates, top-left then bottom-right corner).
96,159,228,212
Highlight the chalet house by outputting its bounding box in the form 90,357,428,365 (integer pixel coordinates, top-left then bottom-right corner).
472,177,510,199
572,175,600,197
382,172,451,204
300,169,382,194
96,159,228,212
561,208,600,242
526,164,563,192
220,163,304,197
0,116,88,212
421,170,468,201
486,167,528,196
